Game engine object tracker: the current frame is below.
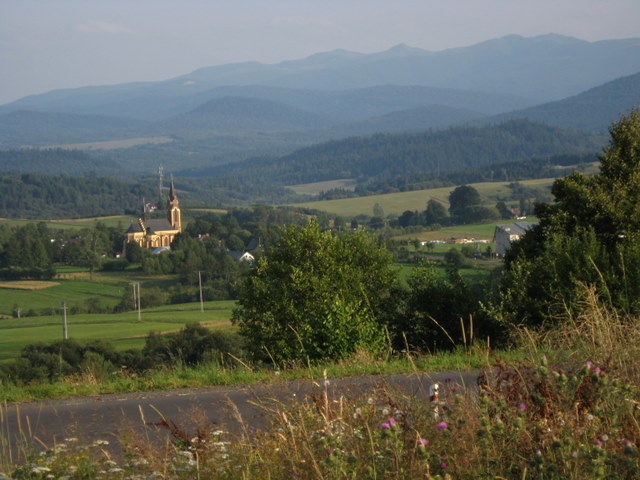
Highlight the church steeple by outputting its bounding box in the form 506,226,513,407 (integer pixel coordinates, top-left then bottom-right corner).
167,176,181,231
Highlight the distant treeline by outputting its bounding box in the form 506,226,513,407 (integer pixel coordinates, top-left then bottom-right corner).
0,171,155,219
198,119,603,186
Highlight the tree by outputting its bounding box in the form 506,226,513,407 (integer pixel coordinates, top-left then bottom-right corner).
424,199,448,226
495,201,512,219
449,185,482,224
493,110,640,325
232,220,399,362
392,259,483,352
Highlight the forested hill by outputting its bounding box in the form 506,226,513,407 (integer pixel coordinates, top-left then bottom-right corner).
0,172,156,219
189,119,603,185
0,149,121,176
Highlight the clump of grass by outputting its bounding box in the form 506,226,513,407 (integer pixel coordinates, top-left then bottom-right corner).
516,283,640,378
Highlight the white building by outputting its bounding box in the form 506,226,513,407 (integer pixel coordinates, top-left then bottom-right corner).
493,222,537,256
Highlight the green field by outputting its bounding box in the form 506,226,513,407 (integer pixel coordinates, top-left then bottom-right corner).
289,178,554,217
0,300,235,363
0,269,184,317
0,215,137,230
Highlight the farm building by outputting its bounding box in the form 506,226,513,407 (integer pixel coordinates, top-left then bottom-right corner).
493,222,537,256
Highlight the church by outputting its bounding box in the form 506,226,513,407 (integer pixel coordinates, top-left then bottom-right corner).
126,179,182,249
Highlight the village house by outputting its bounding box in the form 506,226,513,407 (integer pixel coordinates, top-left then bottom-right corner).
493,222,537,256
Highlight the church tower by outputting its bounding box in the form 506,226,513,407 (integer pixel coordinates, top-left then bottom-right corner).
167,177,181,231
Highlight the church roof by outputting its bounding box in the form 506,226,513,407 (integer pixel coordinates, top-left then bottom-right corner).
127,218,177,234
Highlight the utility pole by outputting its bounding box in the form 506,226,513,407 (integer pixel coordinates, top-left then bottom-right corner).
61,301,68,340
158,164,164,206
131,282,142,322
136,282,141,322
198,271,204,313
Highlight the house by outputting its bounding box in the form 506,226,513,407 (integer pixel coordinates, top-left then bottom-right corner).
126,179,181,249
493,222,537,256
228,251,255,263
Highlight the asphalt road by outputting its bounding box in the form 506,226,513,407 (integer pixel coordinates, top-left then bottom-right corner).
2,370,479,458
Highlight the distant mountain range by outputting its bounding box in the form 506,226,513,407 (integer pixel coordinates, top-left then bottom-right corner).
0,33,638,185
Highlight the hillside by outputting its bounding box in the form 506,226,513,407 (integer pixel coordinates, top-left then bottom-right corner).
154,96,334,134
488,71,640,132
0,110,148,147
0,149,121,176
0,170,156,219
196,119,602,185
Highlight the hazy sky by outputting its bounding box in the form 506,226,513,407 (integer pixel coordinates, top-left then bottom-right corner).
1,0,639,105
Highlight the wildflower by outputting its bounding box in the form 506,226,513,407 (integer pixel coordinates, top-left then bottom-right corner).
586,414,594,421
31,467,51,474
367,397,374,405
440,462,447,469
585,361,593,368
600,434,609,442
436,421,448,431
388,417,396,425
594,367,601,374
418,438,429,447
517,403,527,411
594,439,603,447
380,422,391,429
382,408,389,416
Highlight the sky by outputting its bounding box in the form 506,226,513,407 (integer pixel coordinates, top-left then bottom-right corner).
1,0,639,105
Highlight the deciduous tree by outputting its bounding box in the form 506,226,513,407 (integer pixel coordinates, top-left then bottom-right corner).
232,219,399,362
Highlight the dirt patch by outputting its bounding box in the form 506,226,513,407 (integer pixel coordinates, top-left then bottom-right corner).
0,280,60,290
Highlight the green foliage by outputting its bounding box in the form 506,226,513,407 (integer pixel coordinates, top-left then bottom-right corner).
494,110,640,325
232,220,399,362
0,168,155,219
393,260,492,351
0,325,247,385
141,323,247,368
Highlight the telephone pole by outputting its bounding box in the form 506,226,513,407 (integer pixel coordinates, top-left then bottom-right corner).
61,301,68,340
198,271,204,313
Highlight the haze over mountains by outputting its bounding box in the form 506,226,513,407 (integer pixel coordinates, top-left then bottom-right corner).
0,33,639,190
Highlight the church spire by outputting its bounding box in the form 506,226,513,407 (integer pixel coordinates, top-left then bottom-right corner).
166,175,181,231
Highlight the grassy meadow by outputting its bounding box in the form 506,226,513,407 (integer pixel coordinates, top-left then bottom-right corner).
0,215,136,231
0,300,235,364
289,177,554,217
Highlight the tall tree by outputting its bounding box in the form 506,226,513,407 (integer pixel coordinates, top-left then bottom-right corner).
232,220,399,362
493,109,640,325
